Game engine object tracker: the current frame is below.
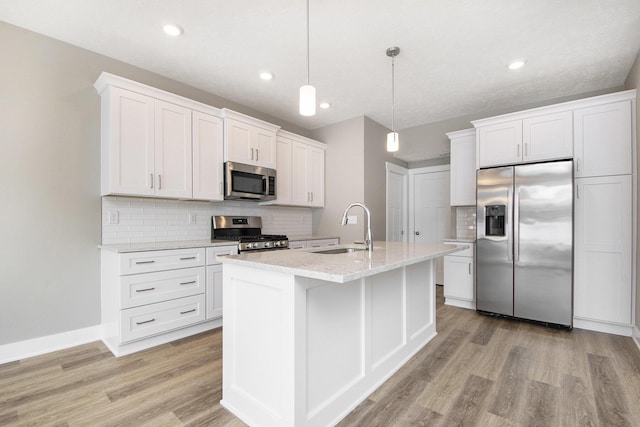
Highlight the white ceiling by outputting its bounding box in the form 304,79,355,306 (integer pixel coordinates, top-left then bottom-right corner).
2,0,640,135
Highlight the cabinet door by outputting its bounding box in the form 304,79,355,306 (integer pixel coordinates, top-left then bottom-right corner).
105,87,155,196
307,145,325,207
225,118,252,164
523,111,572,162
291,142,310,205
449,132,476,206
574,175,632,325
443,256,474,301
274,136,293,204
574,101,632,178
253,127,277,169
154,100,192,198
206,264,223,319
477,120,522,167
192,111,223,201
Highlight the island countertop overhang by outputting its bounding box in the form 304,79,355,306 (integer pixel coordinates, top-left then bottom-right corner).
218,241,463,283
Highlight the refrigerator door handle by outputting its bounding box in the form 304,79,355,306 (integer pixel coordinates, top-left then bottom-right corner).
514,187,520,262
507,187,513,262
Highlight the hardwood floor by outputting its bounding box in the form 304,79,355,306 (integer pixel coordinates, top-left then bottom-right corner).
2,286,640,426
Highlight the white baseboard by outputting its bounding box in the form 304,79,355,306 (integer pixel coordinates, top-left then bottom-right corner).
0,325,103,365
573,317,633,336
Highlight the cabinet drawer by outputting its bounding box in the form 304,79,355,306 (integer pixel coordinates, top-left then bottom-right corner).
306,238,339,248
120,248,205,275
120,294,206,343
120,266,205,309
443,242,474,257
206,245,238,265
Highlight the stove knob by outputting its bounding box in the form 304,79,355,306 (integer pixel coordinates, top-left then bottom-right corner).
264,241,272,248
280,240,288,247
274,241,280,247
245,243,253,249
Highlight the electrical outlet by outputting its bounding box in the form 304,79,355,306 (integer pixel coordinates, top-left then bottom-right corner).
188,213,196,224
108,210,119,224
347,215,357,225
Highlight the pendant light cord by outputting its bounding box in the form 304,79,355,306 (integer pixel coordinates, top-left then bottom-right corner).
391,55,395,133
306,0,310,85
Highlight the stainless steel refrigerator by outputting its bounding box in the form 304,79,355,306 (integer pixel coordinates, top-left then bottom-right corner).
476,160,573,328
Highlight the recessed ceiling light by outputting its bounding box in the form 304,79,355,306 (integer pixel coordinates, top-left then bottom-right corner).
163,24,183,36
508,60,526,70
319,102,331,109
259,71,274,81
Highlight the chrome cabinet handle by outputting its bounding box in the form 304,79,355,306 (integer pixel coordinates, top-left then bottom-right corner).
180,256,196,261
158,174,162,190
135,260,155,265
180,309,196,315
135,287,155,293
251,148,254,160
136,318,155,325
524,143,528,157
576,158,581,172
256,149,259,161
517,144,521,157
180,280,196,286
576,184,581,199
468,263,471,275
150,173,154,189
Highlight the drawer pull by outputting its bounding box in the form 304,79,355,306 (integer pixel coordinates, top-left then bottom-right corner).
180,280,196,286
180,309,196,315
135,260,155,265
180,256,197,261
135,287,156,293
136,318,155,325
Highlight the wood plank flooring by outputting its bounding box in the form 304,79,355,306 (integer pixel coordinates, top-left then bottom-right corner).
2,286,640,426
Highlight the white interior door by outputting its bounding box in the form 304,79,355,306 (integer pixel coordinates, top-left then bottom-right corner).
411,166,451,284
386,163,408,242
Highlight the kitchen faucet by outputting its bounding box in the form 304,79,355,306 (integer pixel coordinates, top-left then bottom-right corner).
341,202,373,252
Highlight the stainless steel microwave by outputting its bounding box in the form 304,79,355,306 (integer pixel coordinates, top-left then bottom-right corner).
224,161,276,201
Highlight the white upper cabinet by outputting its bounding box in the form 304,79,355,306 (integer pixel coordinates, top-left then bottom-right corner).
447,129,476,206
268,130,325,207
95,72,223,200
522,111,573,162
222,109,279,169
476,111,572,168
192,111,224,201
574,100,632,178
154,100,192,199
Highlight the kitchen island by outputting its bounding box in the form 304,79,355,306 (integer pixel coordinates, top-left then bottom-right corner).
218,241,460,427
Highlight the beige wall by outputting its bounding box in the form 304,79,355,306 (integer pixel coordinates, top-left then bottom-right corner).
0,21,309,345
624,47,640,334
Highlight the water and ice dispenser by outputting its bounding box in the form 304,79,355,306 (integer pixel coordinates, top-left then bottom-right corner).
485,205,505,236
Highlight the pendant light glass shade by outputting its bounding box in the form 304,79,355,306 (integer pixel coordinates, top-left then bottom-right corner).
387,131,399,152
299,84,316,116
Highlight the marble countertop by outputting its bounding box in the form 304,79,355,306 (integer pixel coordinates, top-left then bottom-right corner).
99,239,239,253
219,241,463,283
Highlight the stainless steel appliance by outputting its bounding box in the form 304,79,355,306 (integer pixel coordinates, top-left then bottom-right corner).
224,161,276,201
212,215,288,252
476,160,573,328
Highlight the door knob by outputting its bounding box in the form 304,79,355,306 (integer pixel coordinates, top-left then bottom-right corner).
415,231,420,235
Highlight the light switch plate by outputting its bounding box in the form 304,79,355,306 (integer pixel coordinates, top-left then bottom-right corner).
108,210,119,224
188,213,196,224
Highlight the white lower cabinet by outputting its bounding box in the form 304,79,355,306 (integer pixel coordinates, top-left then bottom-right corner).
574,175,632,335
443,242,475,309
289,238,339,249
102,245,235,356
205,245,238,320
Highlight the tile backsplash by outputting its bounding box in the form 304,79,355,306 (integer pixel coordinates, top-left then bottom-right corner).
101,196,313,245
455,206,476,240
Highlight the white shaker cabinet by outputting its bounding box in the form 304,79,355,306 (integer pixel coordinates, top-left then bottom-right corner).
222,109,279,169
205,245,238,320
443,242,475,309
447,129,476,206
475,111,572,168
574,175,632,334
192,111,224,201
574,100,632,178
269,130,326,207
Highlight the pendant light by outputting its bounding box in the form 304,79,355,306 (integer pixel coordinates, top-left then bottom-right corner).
386,46,400,152
299,0,316,116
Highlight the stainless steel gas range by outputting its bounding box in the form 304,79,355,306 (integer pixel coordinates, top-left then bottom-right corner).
211,215,289,252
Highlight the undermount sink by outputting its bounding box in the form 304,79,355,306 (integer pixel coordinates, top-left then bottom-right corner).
311,247,368,254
